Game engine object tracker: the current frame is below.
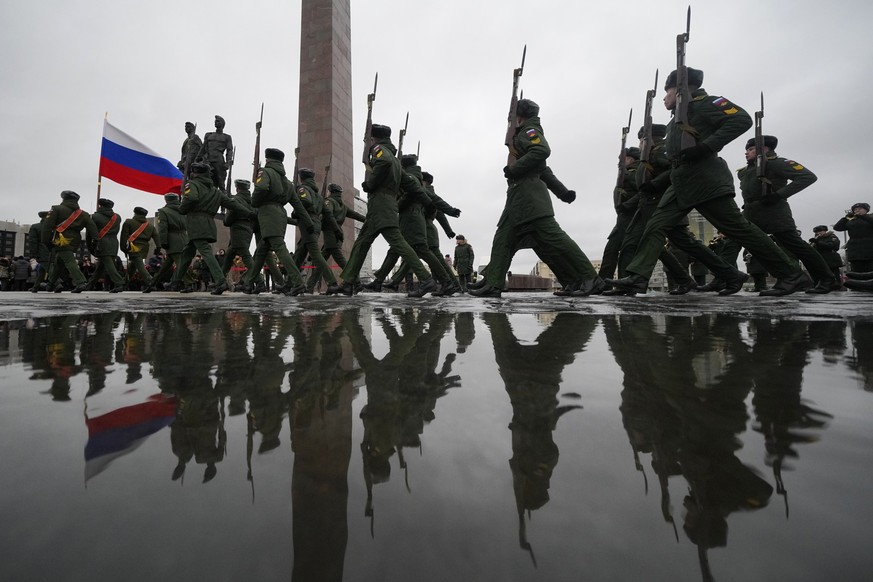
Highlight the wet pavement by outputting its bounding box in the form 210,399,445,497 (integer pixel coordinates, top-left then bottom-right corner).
1,290,872,581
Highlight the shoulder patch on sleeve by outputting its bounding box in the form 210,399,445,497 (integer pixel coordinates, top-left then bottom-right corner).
723,107,739,115
712,97,728,107
256,169,264,184
373,145,383,159
298,187,307,198
525,128,541,144
786,160,805,170
184,185,191,195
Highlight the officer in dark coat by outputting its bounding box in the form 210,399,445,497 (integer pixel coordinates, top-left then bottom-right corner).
453,235,475,291
203,115,233,188
738,135,838,293
306,183,366,291
41,190,98,293
87,198,125,292
28,210,51,291
337,124,438,297
120,206,159,289
472,99,602,298
609,68,810,297
834,203,873,273
809,225,843,282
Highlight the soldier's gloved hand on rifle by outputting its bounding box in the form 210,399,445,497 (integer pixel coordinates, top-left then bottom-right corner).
361,181,372,194
678,142,714,163
447,231,456,239
503,165,518,179
446,207,461,218
555,190,576,204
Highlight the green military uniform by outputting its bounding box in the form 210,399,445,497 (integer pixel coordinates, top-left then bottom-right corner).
809,228,843,281
242,152,310,294
599,152,641,279
475,101,599,296
621,73,806,296
340,127,436,295
307,184,366,290
833,205,873,273
41,191,98,292
221,180,258,283
88,200,125,291
147,194,189,291
28,211,51,290
171,166,237,293
120,208,160,287
291,172,338,286
738,140,836,290
453,237,475,290
370,158,451,289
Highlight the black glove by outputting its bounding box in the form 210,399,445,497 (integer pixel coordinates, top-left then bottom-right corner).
446,207,461,218
760,192,782,206
678,143,714,163
556,190,576,204
447,231,456,239
503,165,517,179
361,181,372,194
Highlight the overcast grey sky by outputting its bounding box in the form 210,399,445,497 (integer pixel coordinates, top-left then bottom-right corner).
1,0,870,273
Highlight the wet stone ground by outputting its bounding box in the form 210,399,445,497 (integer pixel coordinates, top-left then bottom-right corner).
1,290,872,582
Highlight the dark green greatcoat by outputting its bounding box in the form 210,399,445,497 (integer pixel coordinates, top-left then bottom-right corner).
738,153,817,233
157,200,188,254
454,242,475,275
41,199,98,287
120,215,160,258
834,213,873,263
92,207,121,258
809,232,843,269
252,160,312,239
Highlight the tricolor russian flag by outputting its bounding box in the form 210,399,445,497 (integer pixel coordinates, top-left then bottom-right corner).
99,120,184,195
84,393,177,481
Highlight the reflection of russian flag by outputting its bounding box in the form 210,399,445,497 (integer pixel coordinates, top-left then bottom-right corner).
99,120,183,195
84,394,176,481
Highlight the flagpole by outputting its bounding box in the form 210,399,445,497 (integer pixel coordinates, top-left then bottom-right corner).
96,112,107,210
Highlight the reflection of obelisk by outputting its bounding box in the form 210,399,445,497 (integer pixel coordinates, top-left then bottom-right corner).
297,0,356,259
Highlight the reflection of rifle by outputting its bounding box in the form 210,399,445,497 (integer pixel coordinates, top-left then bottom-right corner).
640,69,659,183
225,146,236,193
754,92,769,197
397,112,409,159
246,412,255,504
505,46,527,165
252,103,264,181
675,6,695,151
361,442,376,538
361,73,378,165
614,108,633,207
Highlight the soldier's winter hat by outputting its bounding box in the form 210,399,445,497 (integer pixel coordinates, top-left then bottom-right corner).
421,172,434,184
234,179,251,189
637,124,667,139
38,211,49,218
625,147,641,160
164,193,180,202
215,115,225,124
191,161,210,173
133,207,148,216
813,225,828,232
264,148,285,161
744,135,778,150
60,190,80,201
328,183,343,193
400,154,418,168
371,124,391,138
851,203,870,211
664,67,704,90
516,98,540,118
298,168,316,180
456,234,466,241
98,198,114,208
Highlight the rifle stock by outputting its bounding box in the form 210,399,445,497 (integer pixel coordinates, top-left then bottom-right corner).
321,154,332,196
640,69,659,173
362,73,378,165
504,46,527,165
252,103,264,181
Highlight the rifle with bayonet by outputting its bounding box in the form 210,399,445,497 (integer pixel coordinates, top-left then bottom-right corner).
252,103,264,181
416,140,420,159
292,147,300,188
320,154,332,196
675,6,695,151
225,146,236,193
754,92,769,197
504,46,527,165
614,108,633,208
397,112,409,159
639,69,659,184
361,73,378,166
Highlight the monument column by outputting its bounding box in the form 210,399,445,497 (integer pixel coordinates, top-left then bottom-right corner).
298,0,356,258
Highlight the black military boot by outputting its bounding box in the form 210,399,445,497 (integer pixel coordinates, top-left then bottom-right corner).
604,274,648,294
469,285,502,298
718,272,750,296
553,283,578,296
669,279,698,295
695,278,726,292
210,281,229,295
408,277,438,298
844,279,873,292
362,279,383,292
383,279,400,292
571,277,606,297
760,271,813,296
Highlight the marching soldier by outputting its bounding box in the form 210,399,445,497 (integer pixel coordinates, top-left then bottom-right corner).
738,135,839,293
291,168,339,290
28,210,51,292
40,190,98,293
599,146,641,280
221,179,258,288
144,194,187,292
120,206,160,289
306,183,366,292
88,198,125,292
